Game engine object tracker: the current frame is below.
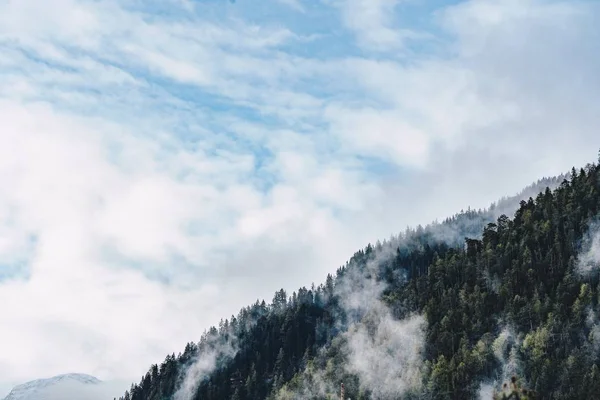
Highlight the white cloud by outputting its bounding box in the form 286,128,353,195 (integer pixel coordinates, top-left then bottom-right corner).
275,0,306,12
577,221,600,274
1,0,599,394
338,0,415,51
324,105,431,167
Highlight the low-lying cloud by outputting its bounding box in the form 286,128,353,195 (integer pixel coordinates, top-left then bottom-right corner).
337,247,425,397
173,340,238,400
273,243,425,399
577,221,600,274
345,313,425,398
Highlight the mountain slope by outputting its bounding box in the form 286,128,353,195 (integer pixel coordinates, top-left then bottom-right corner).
120,162,600,400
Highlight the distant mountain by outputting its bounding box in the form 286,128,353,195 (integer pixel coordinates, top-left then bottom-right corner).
2,373,124,400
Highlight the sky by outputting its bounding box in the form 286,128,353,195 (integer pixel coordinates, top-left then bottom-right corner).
1,0,600,395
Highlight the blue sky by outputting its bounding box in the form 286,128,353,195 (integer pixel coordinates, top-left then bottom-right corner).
1,0,600,394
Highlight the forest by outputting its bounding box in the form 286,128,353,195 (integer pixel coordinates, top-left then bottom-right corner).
118,155,600,400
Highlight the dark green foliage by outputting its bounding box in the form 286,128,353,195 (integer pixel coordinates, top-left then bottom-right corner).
119,159,600,400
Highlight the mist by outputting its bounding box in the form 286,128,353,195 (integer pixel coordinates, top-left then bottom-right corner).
345,314,425,398
492,327,523,384
338,248,425,398
272,241,425,399
173,339,238,400
476,326,524,399
577,221,600,275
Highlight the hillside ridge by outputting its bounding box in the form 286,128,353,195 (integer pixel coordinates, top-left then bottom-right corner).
120,160,600,400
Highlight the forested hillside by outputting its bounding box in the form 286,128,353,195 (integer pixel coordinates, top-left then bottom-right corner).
118,159,600,400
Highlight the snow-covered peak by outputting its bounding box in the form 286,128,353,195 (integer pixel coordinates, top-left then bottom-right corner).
2,374,102,400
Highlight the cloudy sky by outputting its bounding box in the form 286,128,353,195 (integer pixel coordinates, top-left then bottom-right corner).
0,0,599,394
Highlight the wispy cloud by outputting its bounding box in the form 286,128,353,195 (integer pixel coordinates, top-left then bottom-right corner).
577,220,600,275
275,0,306,12
173,340,238,400
340,269,425,398
337,0,417,52
1,0,599,392
271,242,425,399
